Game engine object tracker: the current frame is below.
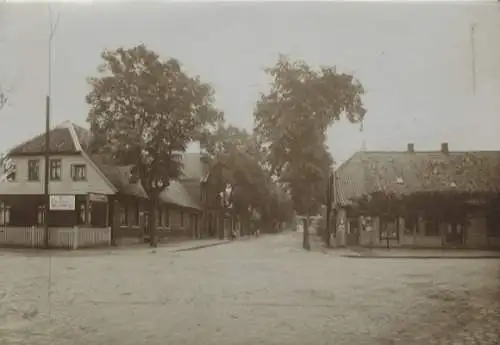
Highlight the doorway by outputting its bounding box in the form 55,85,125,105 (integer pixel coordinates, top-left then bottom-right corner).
347,217,360,245
445,222,464,246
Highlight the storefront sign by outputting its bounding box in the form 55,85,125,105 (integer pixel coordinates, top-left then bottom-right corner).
49,195,75,211
89,193,108,203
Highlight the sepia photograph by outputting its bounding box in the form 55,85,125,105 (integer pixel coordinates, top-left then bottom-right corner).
0,0,499,344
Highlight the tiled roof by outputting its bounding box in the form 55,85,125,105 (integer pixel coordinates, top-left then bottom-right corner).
159,180,201,210
9,127,77,155
89,154,148,199
336,150,500,205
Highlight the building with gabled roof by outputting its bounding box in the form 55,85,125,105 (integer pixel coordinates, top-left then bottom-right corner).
0,121,236,248
333,143,500,249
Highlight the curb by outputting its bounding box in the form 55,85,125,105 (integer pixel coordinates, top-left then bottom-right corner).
172,240,232,252
341,255,500,259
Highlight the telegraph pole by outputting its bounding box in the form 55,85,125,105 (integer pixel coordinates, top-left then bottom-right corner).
44,5,60,248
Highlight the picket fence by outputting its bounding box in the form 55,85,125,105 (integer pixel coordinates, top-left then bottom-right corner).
0,226,111,249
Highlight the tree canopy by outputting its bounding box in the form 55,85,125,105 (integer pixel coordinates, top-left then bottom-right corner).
86,44,222,245
86,44,222,195
254,55,366,215
202,122,293,226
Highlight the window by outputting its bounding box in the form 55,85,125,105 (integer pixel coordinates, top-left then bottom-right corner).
28,160,40,181
119,203,128,226
37,205,45,225
49,159,62,181
425,218,440,236
165,209,170,227
0,202,11,225
404,214,417,235
6,168,16,182
160,209,169,227
71,164,87,181
180,211,184,227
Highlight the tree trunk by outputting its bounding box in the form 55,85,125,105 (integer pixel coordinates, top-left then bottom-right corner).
150,196,158,248
302,186,313,251
303,217,311,250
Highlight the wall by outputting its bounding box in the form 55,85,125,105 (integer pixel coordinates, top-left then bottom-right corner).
163,208,200,238
355,214,498,249
0,154,115,195
113,198,146,240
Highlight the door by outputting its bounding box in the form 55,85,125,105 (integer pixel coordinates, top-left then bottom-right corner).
191,214,198,238
446,223,463,245
347,218,360,245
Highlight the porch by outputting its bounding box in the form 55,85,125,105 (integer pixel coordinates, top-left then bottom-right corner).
336,193,500,249
0,193,111,248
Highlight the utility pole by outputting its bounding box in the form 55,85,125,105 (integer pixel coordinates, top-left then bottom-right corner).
325,172,332,247
44,5,60,248
470,23,477,96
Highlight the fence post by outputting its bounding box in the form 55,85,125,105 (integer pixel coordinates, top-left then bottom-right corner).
31,226,35,248
72,227,78,250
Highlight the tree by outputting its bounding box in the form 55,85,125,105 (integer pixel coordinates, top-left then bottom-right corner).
202,122,293,234
86,44,222,247
254,55,366,248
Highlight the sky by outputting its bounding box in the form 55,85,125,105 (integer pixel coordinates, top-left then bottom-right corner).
0,1,499,164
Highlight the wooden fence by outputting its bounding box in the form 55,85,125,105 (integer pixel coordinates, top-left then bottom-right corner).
0,226,111,249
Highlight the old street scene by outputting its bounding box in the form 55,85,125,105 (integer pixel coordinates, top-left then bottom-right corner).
0,2,499,345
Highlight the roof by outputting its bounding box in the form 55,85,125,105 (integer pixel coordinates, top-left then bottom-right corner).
159,180,200,210
336,150,500,205
8,121,205,208
9,126,77,155
89,154,148,199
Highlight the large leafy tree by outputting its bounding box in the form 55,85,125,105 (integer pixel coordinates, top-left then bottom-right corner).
86,44,222,246
202,123,293,232
254,55,366,245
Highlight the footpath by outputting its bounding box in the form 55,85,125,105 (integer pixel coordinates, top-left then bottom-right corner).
340,247,500,259
307,233,500,259
0,237,235,257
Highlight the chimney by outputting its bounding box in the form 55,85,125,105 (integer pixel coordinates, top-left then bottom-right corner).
441,142,449,154
407,143,415,153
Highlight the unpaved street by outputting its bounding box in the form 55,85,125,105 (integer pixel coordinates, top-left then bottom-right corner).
1,232,499,345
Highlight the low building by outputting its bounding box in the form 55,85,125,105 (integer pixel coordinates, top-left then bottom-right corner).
334,143,500,249
0,121,237,248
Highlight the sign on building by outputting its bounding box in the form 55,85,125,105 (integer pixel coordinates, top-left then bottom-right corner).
49,195,75,211
88,193,108,203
